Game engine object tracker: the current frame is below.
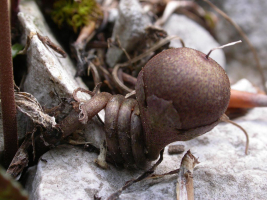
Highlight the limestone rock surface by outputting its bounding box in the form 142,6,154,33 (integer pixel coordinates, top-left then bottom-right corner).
106,0,151,67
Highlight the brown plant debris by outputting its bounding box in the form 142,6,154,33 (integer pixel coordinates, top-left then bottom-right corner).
176,150,199,200
15,91,57,129
106,150,164,200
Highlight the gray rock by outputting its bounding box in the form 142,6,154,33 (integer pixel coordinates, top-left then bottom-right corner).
231,78,258,93
18,0,105,150
24,145,177,200
19,1,85,107
24,79,267,200
25,103,267,199
22,166,37,200
107,8,119,23
163,14,226,69
106,0,151,67
209,0,267,87
18,1,267,199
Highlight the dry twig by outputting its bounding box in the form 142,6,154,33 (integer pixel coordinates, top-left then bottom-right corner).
112,36,184,93
176,150,199,200
106,150,164,200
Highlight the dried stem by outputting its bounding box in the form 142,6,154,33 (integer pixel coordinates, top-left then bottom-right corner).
78,92,112,124
112,36,182,93
155,1,203,26
87,61,101,88
112,64,134,93
115,35,132,64
202,0,267,93
6,133,32,178
220,114,249,155
176,150,199,200
125,90,136,99
206,40,242,59
0,0,18,167
122,72,137,86
75,21,96,45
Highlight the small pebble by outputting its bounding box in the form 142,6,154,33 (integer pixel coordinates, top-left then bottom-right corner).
168,144,185,155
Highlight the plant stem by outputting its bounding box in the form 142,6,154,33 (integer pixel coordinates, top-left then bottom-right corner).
176,150,199,200
0,0,18,167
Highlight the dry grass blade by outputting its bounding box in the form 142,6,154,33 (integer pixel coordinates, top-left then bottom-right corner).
202,0,267,93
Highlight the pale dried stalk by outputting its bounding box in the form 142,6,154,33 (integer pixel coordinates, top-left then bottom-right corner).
156,1,203,26
206,40,242,59
75,21,96,45
176,150,199,200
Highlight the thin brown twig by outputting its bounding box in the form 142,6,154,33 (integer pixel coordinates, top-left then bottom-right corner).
37,32,67,58
202,0,267,93
122,72,137,86
106,150,164,200
112,64,134,93
115,35,132,64
145,168,180,180
112,36,183,93
6,133,32,178
87,61,101,88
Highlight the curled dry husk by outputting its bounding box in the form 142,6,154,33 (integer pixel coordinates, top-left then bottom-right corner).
15,91,56,129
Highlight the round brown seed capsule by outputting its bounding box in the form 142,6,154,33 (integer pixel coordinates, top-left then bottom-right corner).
136,47,230,160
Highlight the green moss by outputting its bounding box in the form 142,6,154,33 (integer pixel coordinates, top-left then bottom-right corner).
204,12,216,29
51,0,103,32
11,44,24,58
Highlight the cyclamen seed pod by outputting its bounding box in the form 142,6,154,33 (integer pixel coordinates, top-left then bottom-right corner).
136,47,231,160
